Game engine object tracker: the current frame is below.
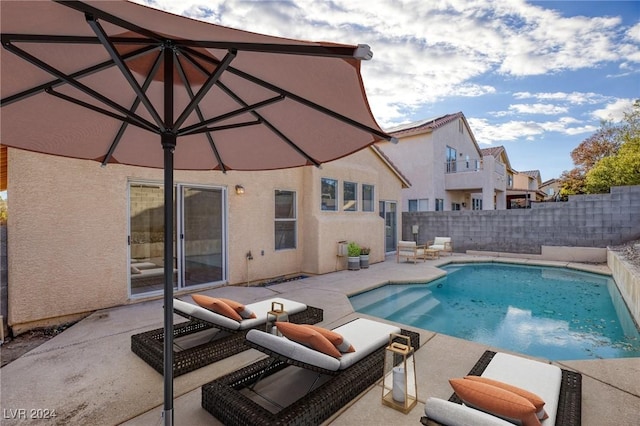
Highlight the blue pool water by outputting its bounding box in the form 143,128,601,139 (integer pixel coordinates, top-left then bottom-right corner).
349,263,640,360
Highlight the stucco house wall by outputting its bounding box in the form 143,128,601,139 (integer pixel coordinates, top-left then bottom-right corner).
378,112,506,211
6,145,404,333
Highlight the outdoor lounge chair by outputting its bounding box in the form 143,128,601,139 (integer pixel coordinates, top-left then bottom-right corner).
202,318,421,426
131,297,323,377
427,237,453,255
421,350,582,426
397,240,428,263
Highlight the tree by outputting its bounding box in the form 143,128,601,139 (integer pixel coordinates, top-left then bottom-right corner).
584,101,640,193
560,100,640,195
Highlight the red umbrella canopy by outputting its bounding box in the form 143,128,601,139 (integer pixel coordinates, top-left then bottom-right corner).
1,0,392,172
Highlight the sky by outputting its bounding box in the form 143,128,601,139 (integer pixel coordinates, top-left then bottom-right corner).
128,0,639,182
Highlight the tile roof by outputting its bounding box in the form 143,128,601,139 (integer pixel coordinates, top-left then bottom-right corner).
385,112,464,136
520,170,541,179
480,146,504,157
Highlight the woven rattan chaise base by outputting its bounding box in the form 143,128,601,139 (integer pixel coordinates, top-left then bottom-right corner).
201,329,420,426
421,350,582,426
131,306,323,377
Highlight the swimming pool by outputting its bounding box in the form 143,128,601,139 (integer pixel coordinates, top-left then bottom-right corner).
349,263,640,360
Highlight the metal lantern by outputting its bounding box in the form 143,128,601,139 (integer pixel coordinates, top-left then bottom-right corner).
382,333,417,413
265,301,288,335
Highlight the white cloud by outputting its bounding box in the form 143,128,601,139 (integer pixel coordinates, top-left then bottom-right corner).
513,91,606,105
468,116,597,144
508,103,569,115
592,98,636,122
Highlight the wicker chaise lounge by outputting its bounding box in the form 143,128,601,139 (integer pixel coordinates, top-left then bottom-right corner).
202,318,421,426
131,297,323,377
421,350,582,426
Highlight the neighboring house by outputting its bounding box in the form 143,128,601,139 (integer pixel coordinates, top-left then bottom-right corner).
377,112,508,212
4,145,408,333
508,170,546,208
540,178,562,201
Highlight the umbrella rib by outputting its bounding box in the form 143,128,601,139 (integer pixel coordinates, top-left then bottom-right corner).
1,34,160,46
173,49,237,130
103,49,165,166
0,44,158,106
175,40,371,60
179,49,320,166
86,15,165,130
2,40,159,131
55,1,166,43
217,81,320,167
182,46,394,143
173,54,227,173
177,95,284,136
45,87,156,133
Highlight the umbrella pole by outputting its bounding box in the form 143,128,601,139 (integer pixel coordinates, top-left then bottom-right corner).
162,133,175,426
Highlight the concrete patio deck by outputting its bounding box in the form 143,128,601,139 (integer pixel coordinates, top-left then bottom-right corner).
1,254,639,425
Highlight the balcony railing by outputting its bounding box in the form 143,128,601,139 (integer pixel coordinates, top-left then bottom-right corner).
445,159,481,173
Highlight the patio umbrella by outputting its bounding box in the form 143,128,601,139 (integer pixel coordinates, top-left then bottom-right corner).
0,1,394,423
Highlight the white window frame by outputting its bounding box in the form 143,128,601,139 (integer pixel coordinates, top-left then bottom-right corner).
275,190,297,250
321,178,338,211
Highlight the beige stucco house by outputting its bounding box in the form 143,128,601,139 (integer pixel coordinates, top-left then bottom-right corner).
4,144,408,333
377,112,509,212
508,170,546,208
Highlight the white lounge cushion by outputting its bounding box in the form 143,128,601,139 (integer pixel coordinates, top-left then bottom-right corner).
425,397,513,426
173,297,307,331
246,318,401,372
480,352,562,425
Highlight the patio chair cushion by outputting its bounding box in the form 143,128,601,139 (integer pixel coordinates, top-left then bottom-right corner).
276,322,342,358
192,294,242,321
246,318,401,372
302,324,355,353
481,352,562,425
449,378,540,426
424,397,513,426
218,298,257,319
465,376,548,420
174,297,308,331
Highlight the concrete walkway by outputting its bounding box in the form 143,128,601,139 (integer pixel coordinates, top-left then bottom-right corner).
1,255,639,425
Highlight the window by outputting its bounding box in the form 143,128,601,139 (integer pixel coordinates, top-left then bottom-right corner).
362,184,374,212
508,174,513,188
435,198,444,211
408,199,428,212
343,181,357,211
275,190,296,250
472,198,483,210
446,146,457,173
451,203,461,211
321,178,337,211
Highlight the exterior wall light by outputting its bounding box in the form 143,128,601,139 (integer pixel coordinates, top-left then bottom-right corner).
235,185,245,195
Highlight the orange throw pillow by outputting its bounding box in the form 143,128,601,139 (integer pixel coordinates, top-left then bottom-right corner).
449,378,541,426
218,298,257,319
191,294,242,321
301,324,355,353
276,322,342,358
464,376,548,420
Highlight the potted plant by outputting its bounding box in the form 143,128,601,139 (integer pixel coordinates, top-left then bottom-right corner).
347,242,361,270
359,247,370,269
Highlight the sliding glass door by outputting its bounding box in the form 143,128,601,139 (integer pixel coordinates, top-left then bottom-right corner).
179,185,226,287
129,182,226,296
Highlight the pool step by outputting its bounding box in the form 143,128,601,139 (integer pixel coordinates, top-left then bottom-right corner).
354,287,435,318
349,285,420,311
389,294,441,324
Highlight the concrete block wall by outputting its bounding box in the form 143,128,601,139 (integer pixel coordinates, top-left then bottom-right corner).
403,185,640,254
